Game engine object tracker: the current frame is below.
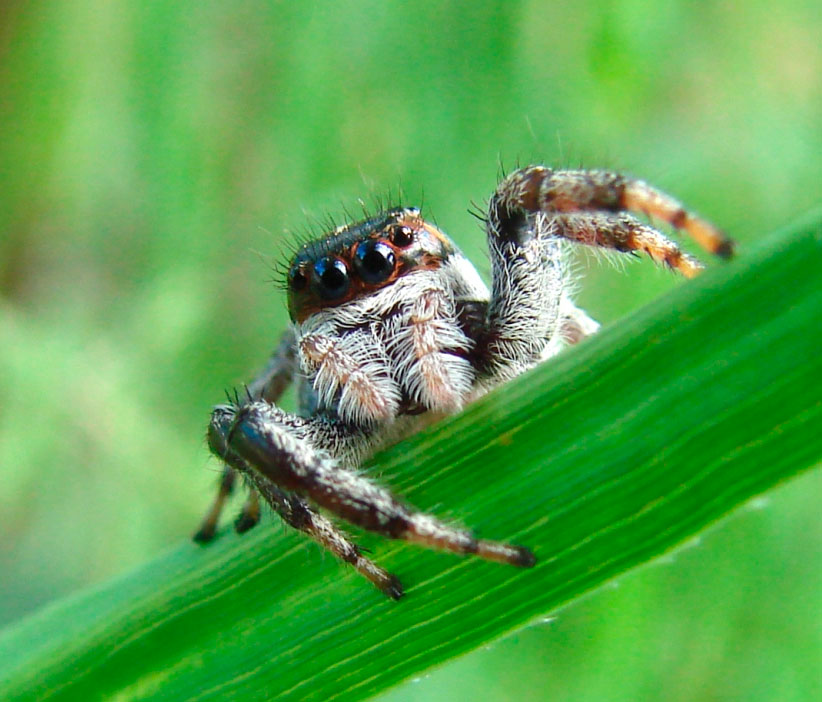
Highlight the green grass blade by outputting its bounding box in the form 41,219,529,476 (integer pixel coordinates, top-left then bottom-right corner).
0,212,820,702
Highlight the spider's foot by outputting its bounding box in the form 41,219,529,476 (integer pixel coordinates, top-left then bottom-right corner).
234,509,260,534
475,540,537,568
351,551,405,600
382,573,405,601
512,545,537,568
192,523,218,544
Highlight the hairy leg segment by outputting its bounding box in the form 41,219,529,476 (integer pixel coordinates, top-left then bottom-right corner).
205,401,534,597
478,166,734,378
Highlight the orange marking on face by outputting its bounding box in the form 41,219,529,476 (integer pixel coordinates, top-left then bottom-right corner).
419,221,456,254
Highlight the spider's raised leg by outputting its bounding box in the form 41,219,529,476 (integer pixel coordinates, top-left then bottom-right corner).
548,211,707,277
491,166,733,260
211,400,534,596
478,166,731,379
193,327,297,543
620,177,733,258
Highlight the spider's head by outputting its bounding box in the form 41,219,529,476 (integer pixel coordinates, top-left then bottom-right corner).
285,208,457,323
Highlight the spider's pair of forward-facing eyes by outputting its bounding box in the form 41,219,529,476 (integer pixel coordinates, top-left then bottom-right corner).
288,225,415,301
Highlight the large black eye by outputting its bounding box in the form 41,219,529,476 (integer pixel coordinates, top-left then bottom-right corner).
354,240,396,284
312,257,350,299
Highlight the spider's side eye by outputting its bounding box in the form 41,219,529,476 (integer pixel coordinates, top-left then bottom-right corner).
288,262,308,292
312,257,350,299
354,240,396,284
390,225,415,248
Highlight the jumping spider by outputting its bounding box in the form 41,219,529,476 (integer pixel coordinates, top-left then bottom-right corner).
194,165,733,599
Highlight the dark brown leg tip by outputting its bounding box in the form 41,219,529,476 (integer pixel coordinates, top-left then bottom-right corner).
513,546,537,568
192,526,217,544
234,512,260,534
384,575,405,600
714,239,736,260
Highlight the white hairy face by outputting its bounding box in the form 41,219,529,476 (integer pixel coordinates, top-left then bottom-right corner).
286,208,492,427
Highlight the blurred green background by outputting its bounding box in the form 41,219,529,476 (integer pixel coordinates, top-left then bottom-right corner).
1,1,819,700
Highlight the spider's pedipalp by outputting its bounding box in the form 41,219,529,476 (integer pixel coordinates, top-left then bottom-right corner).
299,330,402,425
389,288,475,413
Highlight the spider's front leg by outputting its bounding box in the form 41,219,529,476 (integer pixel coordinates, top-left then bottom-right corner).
212,400,534,598
207,404,403,598
478,166,732,380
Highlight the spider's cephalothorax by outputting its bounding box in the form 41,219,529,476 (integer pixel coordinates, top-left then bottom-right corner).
194,166,733,599
285,208,496,425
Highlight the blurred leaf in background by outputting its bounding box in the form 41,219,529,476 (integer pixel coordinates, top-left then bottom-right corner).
0,1,819,700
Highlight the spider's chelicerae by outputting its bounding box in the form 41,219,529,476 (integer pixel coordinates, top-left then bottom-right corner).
194,165,733,599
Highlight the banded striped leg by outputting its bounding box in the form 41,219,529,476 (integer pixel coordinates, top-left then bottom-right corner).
621,178,734,259
551,211,707,278
480,166,731,379
213,401,534,597
490,166,733,275
193,327,297,543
